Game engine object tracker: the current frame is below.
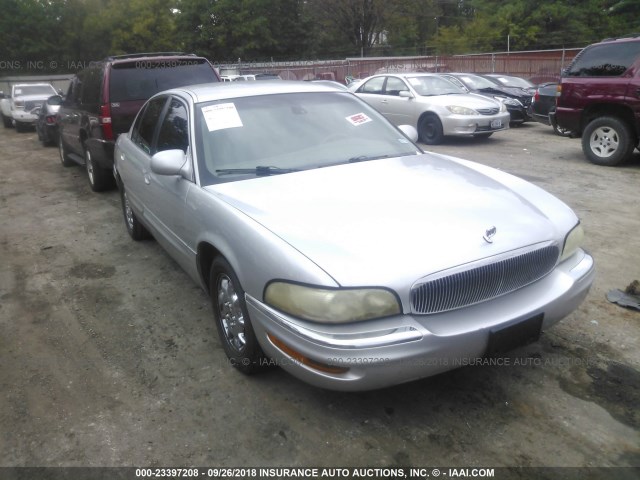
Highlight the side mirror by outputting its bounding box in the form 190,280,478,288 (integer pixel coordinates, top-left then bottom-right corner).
150,149,186,176
399,91,413,98
398,125,419,143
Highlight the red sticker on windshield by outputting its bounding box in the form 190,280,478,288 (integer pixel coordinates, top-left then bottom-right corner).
346,113,372,126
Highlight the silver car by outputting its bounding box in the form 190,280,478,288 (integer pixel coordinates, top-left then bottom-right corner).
114,81,594,391
352,73,510,144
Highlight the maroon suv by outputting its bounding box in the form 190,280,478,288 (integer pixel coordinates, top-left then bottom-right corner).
553,35,640,166
58,53,220,191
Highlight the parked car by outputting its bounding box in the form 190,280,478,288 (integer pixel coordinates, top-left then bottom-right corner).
529,83,570,136
439,73,531,125
552,35,640,166
57,52,220,191
483,74,536,93
0,91,11,127
36,94,63,146
352,73,509,144
1,83,58,131
114,81,594,391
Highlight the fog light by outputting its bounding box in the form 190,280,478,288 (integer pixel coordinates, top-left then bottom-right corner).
267,333,349,374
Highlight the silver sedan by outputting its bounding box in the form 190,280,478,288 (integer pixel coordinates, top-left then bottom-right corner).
351,73,511,144
114,81,594,391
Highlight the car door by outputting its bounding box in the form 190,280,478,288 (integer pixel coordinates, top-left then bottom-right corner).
144,96,196,271
120,95,169,229
380,76,414,126
355,76,387,115
58,76,83,155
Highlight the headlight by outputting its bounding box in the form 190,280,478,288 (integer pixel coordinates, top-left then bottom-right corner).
560,223,584,261
446,105,477,115
498,97,522,107
264,282,401,323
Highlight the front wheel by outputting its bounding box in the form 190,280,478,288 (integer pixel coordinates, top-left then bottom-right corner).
418,113,444,145
14,121,26,132
210,257,266,374
1,113,12,128
581,116,636,166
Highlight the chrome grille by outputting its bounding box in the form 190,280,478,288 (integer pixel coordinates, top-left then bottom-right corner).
24,101,42,111
477,107,499,115
411,245,559,314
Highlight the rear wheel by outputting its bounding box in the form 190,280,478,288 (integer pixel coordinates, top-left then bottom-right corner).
85,147,114,191
210,256,266,374
59,135,75,166
581,116,635,166
418,113,444,145
120,187,151,240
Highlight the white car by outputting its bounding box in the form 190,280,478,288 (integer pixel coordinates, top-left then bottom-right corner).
352,73,510,144
3,83,58,131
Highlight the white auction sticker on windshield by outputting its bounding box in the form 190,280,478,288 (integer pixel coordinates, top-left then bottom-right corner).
201,103,243,132
346,113,372,126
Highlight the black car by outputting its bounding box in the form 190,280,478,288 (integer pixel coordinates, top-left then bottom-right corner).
482,73,536,94
528,82,569,136
36,94,63,146
439,72,532,125
57,52,220,191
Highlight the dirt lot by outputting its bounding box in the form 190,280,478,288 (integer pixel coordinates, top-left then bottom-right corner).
0,122,639,472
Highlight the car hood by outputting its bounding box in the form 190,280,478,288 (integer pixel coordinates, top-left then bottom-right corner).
206,154,575,287
417,93,499,108
14,94,54,102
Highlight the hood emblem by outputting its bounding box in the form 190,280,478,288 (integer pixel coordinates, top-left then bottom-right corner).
483,226,497,244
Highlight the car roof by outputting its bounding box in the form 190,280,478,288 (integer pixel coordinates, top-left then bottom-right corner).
164,81,347,103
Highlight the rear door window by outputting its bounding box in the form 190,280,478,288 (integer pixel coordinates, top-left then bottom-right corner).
567,42,640,77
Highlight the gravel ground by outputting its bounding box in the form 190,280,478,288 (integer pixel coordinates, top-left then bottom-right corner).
0,121,638,474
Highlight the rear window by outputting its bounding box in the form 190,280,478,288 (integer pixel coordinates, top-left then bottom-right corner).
109,59,218,103
566,41,640,77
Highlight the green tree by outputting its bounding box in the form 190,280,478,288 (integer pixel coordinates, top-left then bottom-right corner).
176,0,312,61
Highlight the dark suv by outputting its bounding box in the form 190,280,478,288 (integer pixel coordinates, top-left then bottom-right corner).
553,35,640,166
58,53,220,190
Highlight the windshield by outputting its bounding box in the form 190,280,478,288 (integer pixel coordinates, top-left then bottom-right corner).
492,76,533,88
195,92,419,185
456,74,497,90
14,85,56,96
406,76,464,96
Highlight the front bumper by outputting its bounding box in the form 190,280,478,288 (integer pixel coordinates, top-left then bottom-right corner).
442,111,511,137
247,249,595,391
11,110,38,123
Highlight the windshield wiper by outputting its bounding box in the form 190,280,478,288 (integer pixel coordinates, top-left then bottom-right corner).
215,166,300,176
348,154,392,163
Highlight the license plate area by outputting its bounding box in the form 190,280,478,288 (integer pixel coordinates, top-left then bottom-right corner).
490,119,502,129
485,313,544,357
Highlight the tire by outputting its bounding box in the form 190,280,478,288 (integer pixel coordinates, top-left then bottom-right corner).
84,146,114,192
418,113,444,145
210,256,266,374
120,187,151,241
14,121,26,132
58,135,75,167
1,113,12,128
581,116,635,166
